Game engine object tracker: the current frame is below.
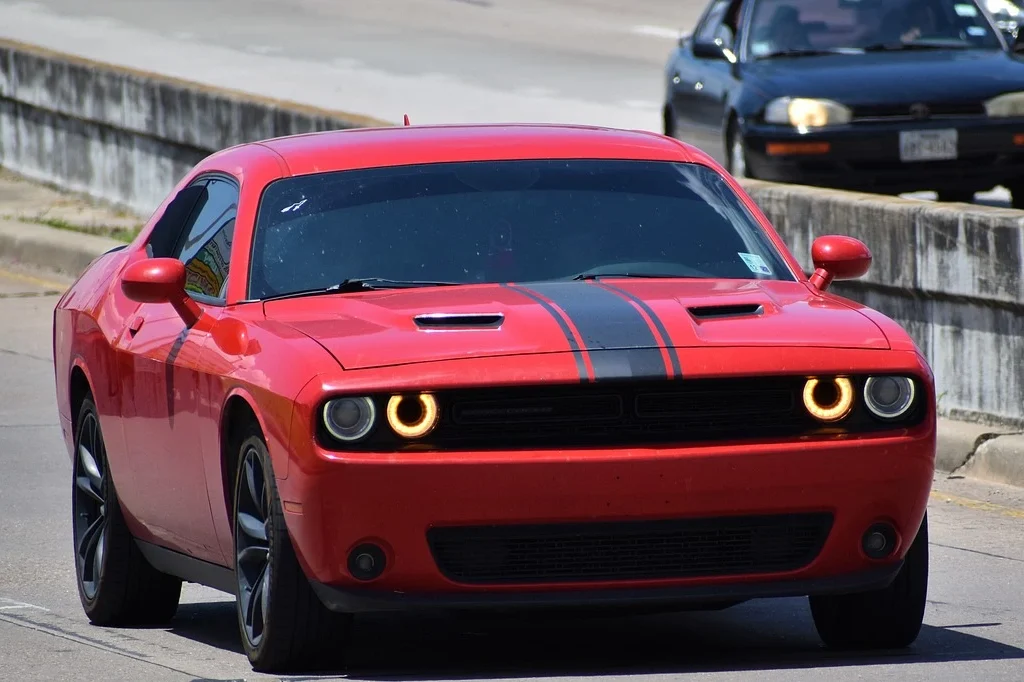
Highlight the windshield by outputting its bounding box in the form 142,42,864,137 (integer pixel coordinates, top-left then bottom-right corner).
748,0,1004,58
248,159,796,300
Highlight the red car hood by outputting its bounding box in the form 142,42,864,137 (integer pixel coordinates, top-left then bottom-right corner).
264,279,890,371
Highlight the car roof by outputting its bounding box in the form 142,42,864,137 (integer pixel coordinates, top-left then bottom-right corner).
234,123,714,176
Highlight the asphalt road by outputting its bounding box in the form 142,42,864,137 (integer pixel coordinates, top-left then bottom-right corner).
1,265,1023,681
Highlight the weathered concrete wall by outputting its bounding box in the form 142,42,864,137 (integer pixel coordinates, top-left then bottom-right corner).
0,38,1021,426
741,179,1024,427
0,39,390,217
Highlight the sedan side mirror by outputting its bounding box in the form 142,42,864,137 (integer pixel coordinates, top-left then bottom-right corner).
808,235,872,291
1014,30,1024,54
122,257,204,327
692,38,729,60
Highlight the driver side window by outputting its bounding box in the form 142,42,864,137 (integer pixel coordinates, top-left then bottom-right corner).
170,177,239,301
695,0,740,48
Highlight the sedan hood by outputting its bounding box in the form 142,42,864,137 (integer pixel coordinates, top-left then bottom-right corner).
743,48,1024,106
265,279,890,371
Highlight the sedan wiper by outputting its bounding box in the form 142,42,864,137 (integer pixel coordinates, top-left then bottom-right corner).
754,47,862,60
862,40,970,52
260,277,460,301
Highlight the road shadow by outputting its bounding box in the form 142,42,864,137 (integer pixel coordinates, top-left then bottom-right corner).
165,596,1024,678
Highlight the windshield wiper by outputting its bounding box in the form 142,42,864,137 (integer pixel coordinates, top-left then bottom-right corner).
755,47,862,60
260,277,460,302
330,277,461,292
862,40,971,52
571,272,701,281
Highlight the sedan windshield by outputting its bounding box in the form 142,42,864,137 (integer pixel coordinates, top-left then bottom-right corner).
248,159,795,300
748,0,1003,58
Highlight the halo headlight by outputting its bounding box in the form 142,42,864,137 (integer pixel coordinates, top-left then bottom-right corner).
322,396,377,442
386,393,439,439
802,377,854,423
863,376,916,420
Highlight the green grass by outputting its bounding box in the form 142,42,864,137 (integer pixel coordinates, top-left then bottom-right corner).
20,216,143,243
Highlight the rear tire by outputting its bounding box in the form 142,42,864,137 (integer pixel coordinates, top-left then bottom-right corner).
232,425,352,673
72,395,182,625
809,513,928,650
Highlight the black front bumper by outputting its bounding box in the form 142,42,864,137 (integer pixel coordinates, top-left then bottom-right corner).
742,117,1024,195
310,562,902,614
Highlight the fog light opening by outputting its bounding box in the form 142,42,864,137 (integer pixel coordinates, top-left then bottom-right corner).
861,523,898,560
347,543,387,581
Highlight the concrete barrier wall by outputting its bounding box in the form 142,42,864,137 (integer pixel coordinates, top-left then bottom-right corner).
1,38,1021,426
0,39,390,217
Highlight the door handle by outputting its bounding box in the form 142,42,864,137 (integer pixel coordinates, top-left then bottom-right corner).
128,315,144,336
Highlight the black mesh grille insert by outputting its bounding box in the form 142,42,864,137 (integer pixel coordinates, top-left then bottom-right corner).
427,513,833,585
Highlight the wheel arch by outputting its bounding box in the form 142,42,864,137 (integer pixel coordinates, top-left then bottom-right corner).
219,390,270,529
69,362,93,436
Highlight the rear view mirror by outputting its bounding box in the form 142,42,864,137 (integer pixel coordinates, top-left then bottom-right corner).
122,257,204,327
808,235,872,291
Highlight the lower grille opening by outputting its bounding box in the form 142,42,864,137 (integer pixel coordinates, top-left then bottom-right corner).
427,513,833,585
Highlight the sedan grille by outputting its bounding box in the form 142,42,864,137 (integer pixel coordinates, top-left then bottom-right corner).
427,513,833,585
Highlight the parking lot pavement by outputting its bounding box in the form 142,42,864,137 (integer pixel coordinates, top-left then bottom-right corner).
0,267,1021,681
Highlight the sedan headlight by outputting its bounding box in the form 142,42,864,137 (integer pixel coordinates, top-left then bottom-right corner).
984,91,1024,117
323,396,377,442
863,376,917,420
764,97,852,129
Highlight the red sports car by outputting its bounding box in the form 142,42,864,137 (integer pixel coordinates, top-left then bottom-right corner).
52,123,935,673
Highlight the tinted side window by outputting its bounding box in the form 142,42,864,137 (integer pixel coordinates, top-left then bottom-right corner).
172,177,238,299
696,0,733,44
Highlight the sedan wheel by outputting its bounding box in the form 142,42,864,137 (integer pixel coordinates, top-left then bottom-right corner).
72,395,181,625
232,426,351,673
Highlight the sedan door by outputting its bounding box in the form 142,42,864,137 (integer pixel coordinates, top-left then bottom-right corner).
113,175,238,564
669,0,742,162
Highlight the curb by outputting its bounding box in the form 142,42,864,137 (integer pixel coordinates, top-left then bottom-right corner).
1,221,1022,490
0,219,120,278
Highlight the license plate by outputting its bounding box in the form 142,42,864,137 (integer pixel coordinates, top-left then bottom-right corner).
899,129,958,162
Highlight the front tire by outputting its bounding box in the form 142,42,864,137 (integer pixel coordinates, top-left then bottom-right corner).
809,513,929,650
232,426,351,673
72,396,182,625
725,120,751,179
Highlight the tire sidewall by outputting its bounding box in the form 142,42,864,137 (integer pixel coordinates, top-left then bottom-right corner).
233,431,282,661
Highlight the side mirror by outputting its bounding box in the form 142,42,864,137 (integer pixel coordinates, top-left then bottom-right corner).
808,235,872,291
1013,30,1024,54
122,257,203,327
692,38,729,60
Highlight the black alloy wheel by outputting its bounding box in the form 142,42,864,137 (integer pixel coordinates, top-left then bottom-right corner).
71,395,181,624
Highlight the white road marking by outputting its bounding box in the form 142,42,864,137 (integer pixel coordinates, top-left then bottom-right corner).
631,24,682,40
0,598,48,612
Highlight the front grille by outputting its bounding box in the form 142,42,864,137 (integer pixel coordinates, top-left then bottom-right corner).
432,377,818,449
852,101,985,122
427,513,834,585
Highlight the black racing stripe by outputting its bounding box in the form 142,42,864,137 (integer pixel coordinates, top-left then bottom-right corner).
594,280,683,379
521,281,668,382
501,283,589,383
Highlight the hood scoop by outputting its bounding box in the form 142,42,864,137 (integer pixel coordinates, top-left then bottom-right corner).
414,312,505,329
687,303,765,320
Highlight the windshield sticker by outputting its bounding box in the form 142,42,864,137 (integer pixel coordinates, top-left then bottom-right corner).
966,25,986,35
739,252,772,275
954,3,978,16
